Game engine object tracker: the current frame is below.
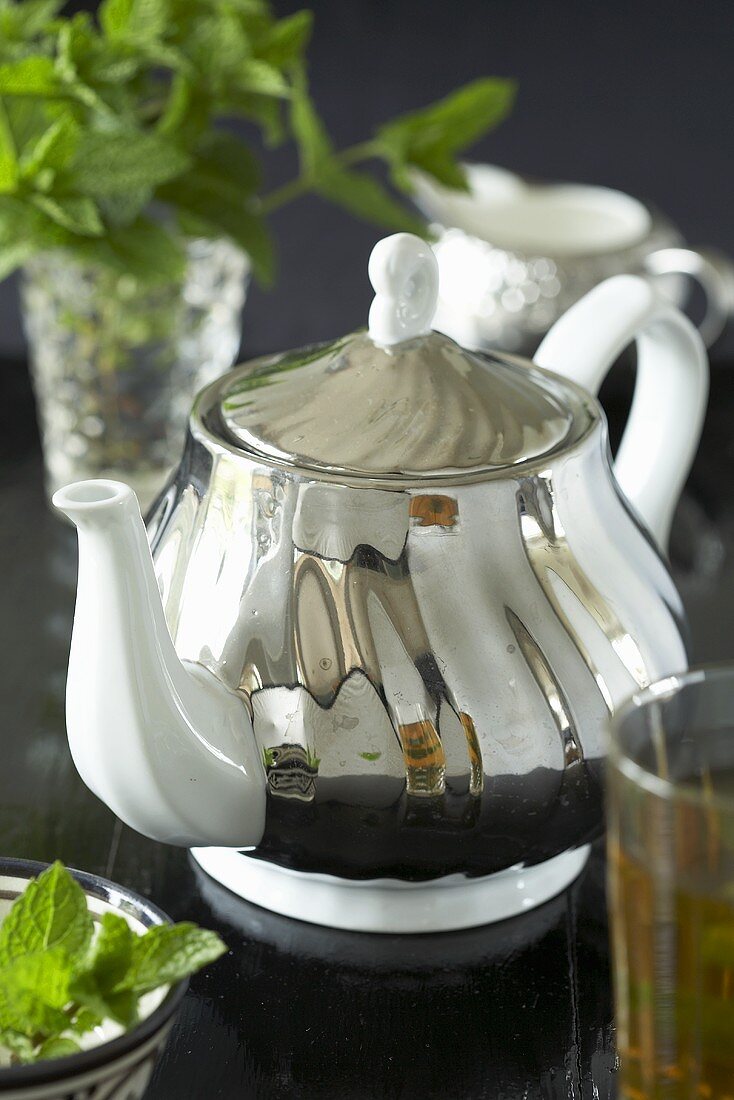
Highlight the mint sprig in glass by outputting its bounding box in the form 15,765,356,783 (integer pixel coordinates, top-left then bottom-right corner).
2,0,514,511
0,0,514,283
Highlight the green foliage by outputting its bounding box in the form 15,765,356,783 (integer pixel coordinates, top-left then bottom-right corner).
122,921,228,993
0,859,93,965
0,861,226,1065
0,0,514,285
376,78,517,191
287,75,426,235
36,1036,82,1059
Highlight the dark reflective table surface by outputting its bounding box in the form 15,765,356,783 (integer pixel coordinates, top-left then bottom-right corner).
1,357,733,1099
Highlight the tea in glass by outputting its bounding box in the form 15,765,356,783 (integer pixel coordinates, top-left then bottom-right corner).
608,668,734,1099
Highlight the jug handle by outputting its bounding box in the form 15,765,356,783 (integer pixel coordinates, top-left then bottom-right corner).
534,274,708,552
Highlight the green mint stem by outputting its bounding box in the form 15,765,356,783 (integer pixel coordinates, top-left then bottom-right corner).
258,139,383,214
257,176,306,214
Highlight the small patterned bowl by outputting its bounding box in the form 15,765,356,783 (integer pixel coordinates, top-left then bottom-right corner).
0,858,186,1100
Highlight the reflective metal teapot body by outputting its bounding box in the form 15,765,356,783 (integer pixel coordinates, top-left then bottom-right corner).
56,234,708,932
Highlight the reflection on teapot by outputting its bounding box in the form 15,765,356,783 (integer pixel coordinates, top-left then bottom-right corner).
55,233,708,932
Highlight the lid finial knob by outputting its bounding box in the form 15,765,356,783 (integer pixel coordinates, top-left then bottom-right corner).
368,233,439,347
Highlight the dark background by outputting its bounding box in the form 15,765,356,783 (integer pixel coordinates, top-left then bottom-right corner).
1,0,733,362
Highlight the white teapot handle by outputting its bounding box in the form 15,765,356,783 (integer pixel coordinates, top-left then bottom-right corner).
534,274,708,552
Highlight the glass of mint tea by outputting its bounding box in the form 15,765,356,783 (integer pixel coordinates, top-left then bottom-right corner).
608,665,734,1099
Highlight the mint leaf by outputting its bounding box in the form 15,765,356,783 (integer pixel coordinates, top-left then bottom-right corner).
159,171,273,282
259,10,312,68
235,59,289,98
20,114,79,179
0,0,64,41
37,1036,82,1062
70,971,138,1029
9,949,71,1009
0,104,18,194
99,0,134,38
316,164,426,235
157,73,210,143
69,215,186,284
229,91,284,147
0,58,62,98
122,922,226,994
376,77,516,191
0,1029,35,1063
0,948,72,1037
0,862,93,966
85,912,135,991
0,237,36,278
100,0,169,41
53,18,96,94
0,193,69,273
105,217,185,282
53,12,125,113
68,130,190,197
66,1007,100,1036
97,185,152,228
31,194,104,236
72,918,225,1025
125,38,190,76
195,130,261,195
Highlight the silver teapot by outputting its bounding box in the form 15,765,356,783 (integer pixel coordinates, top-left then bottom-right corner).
55,233,708,933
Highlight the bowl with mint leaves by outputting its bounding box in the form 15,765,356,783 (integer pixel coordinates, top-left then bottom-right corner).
0,858,226,1099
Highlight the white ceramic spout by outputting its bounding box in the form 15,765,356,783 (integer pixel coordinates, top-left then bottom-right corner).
54,480,266,848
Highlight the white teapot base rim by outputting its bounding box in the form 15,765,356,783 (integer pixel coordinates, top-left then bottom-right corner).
189,845,590,934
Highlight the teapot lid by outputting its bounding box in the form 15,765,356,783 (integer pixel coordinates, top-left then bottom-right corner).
204,234,594,482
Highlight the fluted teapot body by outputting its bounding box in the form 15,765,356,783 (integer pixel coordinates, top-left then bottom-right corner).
57,234,708,931
145,340,685,883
